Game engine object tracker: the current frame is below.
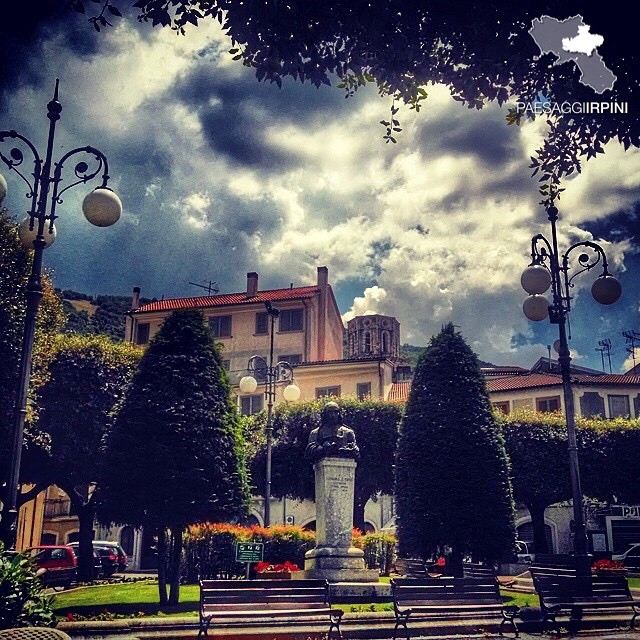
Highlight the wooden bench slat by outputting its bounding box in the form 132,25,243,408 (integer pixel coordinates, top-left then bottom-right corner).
198,579,342,640
531,572,640,634
391,577,519,640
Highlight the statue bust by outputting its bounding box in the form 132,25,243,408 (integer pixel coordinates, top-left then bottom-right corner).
304,401,360,463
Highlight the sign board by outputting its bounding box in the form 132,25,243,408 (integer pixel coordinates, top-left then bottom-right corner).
611,505,640,518
590,532,608,552
236,542,264,563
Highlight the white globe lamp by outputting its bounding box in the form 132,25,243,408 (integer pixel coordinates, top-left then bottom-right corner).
523,294,550,321
82,187,122,227
0,173,7,203
283,382,300,402
18,216,56,248
239,375,258,394
591,275,622,305
521,264,552,294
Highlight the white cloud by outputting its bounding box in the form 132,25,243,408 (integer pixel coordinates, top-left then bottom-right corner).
342,286,388,323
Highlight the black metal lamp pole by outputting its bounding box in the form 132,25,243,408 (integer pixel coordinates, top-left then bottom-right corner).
0,79,121,548
521,205,622,576
239,302,300,527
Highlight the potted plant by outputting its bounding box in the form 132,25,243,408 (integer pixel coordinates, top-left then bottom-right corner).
254,560,301,579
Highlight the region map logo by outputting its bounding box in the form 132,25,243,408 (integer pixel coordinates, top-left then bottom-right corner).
529,15,616,94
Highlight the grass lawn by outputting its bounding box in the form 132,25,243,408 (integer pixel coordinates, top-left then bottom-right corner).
53,581,200,618
52,579,541,620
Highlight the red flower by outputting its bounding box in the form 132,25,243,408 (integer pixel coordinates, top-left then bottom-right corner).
255,560,300,573
66,613,75,621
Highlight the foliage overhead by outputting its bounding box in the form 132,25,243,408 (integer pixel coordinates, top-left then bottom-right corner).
395,323,515,567
70,0,639,203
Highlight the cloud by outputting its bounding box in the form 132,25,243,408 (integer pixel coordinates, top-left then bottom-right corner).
342,287,388,323
0,14,638,372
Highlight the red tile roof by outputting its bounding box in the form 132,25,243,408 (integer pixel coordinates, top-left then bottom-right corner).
134,286,320,314
486,372,640,393
387,372,640,403
387,381,411,403
486,373,564,393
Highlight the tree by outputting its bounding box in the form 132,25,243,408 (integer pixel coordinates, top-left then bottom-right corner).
249,398,401,532
99,309,249,605
0,210,64,542
36,334,140,581
500,412,571,554
69,1,638,203
395,323,515,574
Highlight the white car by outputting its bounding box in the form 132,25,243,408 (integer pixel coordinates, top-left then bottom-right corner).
612,543,640,569
516,540,534,563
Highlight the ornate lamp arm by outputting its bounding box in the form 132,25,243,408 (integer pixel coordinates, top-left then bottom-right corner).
0,130,43,213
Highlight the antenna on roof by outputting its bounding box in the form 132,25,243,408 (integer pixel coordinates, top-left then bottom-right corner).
188,280,219,295
623,330,640,369
596,338,612,373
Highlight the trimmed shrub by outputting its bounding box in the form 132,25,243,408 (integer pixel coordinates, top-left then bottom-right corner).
0,544,54,629
183,524,316,582
353,530,397,575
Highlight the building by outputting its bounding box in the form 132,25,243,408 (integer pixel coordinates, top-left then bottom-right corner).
126,266,344,368
486,371,640,419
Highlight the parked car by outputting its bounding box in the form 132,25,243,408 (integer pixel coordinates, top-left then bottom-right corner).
69,540,128,577
66,543,106,579
26,545,77,590
612,543,640,569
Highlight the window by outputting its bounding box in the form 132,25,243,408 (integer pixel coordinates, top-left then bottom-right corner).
136,322,150,345
315,385,341,399
608,394,630,418
279,308,303,332
255,312,268,335
536,396,561,412
209,315,232,338
492,401,510,415
240,395,264,415
357,382,372,400
364,332,371,353
279,354,302,364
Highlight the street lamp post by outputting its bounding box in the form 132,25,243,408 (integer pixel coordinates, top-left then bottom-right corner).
521,205,622,576
0,79,122,548
239,302,301,526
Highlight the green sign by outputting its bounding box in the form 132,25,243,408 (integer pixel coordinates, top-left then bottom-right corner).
236,542,264,563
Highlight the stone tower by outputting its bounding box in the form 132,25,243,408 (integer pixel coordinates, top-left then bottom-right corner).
346,315,400,360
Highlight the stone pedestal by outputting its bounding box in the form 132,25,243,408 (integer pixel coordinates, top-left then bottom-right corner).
294,456,378,582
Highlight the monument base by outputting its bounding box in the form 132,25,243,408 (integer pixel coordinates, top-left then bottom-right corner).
292,546,380,583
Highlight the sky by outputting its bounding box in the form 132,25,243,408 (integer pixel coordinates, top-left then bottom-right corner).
0,6,639,372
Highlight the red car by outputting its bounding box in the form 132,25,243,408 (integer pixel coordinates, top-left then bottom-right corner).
26,545,77,590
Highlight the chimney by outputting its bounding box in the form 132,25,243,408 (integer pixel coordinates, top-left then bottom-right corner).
132,286,141,310
317,266,328,289
246,272,259,297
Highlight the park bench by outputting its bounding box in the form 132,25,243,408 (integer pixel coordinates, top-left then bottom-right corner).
198,579,343,638
532,573,640,634
390,577,519,639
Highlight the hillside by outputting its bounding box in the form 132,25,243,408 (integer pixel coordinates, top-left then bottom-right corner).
401,343,495,368
57,289,149,342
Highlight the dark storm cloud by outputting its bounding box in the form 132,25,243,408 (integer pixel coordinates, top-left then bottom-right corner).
170,64,363,170
582,202,640,246
416,105,522,168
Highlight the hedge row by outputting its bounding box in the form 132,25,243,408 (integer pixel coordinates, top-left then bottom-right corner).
183,523,397,581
